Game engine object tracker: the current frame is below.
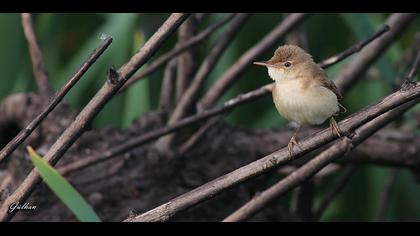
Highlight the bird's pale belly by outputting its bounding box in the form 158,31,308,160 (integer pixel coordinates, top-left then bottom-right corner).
272,80,339,125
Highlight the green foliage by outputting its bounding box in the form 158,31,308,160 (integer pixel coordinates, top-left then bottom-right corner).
1,13,419,221
27,146,101,222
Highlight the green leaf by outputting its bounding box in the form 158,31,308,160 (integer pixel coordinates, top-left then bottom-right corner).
27,146,101,222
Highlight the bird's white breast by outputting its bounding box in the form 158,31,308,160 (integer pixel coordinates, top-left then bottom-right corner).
271,70,339,126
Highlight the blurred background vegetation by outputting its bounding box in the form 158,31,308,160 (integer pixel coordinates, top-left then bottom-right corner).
1,13,419,221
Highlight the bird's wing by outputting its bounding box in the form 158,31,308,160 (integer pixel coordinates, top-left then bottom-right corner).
315,70,342,100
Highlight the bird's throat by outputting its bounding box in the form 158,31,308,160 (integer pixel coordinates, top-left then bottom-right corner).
267,67,284,81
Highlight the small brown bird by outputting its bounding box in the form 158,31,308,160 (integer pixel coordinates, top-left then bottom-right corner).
254,45,344,157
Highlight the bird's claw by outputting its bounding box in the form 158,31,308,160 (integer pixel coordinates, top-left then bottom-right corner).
330,117,342,138
287,135,302,160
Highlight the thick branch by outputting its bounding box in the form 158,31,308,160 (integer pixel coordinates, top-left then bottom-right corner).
223,95,420,222
223,47,420,221
0,13,190,222
0,36,113,164
125,81,420,222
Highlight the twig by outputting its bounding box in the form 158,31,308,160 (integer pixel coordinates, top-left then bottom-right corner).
156,13,250,151
374,169,398,221
125,81,420,222
290,179,314,221
0,13,190,222
394,32,420,89
195,13,210,23
21,13,53,95
198,13,310,110
223,95,420,222
277,164,342,181
176,16,199,102
57,84,273,175
0,36,113,164
405,49,420,83
318,25,390,69
159,59,177,110
118,14,234,94
284,16,308,50
178,115,224,154
314,166,355,220
334,13,417,94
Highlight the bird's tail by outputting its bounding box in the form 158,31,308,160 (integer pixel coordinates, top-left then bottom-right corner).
338,102,347,114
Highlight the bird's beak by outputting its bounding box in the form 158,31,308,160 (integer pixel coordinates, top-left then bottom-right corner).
253,61,275,68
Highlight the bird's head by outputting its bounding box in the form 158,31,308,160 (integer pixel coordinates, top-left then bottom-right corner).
254,44,314,81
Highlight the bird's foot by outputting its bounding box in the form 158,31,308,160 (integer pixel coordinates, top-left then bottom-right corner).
329,117,342,138
287,135,303,160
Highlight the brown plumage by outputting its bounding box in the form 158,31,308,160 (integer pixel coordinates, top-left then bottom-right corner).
254,44,344,158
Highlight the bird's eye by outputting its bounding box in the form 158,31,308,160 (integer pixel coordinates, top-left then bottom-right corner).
284,62,291,68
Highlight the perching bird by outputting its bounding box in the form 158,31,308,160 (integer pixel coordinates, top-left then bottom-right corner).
254,45,345,158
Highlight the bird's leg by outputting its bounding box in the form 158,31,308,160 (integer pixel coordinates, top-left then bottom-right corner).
329,116,342,137
288,126,302,159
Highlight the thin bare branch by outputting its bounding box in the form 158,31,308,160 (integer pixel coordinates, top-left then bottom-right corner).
156,14,250,151
374,169,398,221
318,24,390,69
198,13,310,110
118,14,234,94
21,13,53,95
0,36,113,164
334,13,417,94
290,180,314,221
314,166,355,220
195,13,210,23
0,13,190,222
125,81,420,222
159,59,177,110
284,15,308,50
277,164,342,181
405,48,420,82
178,115,223,154
176,16,199,101
57,84,272,175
